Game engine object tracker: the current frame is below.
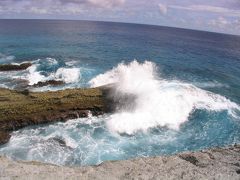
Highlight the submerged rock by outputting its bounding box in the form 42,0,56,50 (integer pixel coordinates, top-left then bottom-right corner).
49,137,67,147
0,62,32,71
0,145,239,179
47,137,73,150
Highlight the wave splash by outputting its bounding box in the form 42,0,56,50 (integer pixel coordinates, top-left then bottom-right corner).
90,60,240,134
23,58,81,85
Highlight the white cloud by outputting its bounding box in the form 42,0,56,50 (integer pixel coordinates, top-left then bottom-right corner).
169,4,240,17
208,16,240,32
29,7,48,14
158,3,167,15
0,0,126,15
88,0,125,8
209,17,229,27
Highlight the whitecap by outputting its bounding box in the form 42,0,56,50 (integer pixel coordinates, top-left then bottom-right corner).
55,67,80,83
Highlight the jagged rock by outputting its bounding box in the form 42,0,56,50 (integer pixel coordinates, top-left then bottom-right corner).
32,80,64,88
0,145,239,179
0,62,32,71
47,137,73,150
50,137,67,147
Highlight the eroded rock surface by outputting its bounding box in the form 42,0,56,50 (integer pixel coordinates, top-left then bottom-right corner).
0,145,239,179
0,87,112,144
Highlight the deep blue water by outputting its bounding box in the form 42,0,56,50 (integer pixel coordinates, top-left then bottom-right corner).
0,19,240,166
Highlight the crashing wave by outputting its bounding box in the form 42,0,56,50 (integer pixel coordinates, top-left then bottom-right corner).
90,60,240,134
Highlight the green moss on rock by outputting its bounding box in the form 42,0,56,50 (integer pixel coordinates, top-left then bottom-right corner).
0,87,111,139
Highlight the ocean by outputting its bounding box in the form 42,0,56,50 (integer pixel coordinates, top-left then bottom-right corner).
0,19,240,166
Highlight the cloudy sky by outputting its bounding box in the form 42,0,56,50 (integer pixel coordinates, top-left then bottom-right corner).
0,0,240,35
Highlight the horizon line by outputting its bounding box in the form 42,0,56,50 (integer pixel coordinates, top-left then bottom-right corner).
0,18,239,37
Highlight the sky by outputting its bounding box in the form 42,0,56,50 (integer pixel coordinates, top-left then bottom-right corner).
0,0,240,35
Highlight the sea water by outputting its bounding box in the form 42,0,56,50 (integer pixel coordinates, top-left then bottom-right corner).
0,20,240,166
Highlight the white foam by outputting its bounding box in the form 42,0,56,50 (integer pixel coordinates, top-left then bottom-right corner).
90,60,240,134
21,62,80,85
26,65,46,85
65,60,79,66
45,57,58,65
194,81,229,88
55,68,80,83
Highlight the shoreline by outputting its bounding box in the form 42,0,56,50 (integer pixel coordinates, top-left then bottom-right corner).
0,84,239,179
0,144,239,179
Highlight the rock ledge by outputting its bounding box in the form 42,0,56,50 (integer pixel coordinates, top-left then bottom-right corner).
0,145,239,179
0,87,112,145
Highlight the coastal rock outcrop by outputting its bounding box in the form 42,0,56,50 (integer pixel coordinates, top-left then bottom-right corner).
0,87,112,145
0,62,32,71
0,145,239,179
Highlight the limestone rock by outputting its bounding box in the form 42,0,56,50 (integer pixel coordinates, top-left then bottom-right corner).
0,145,239,179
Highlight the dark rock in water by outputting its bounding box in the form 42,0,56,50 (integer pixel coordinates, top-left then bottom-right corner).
51,137,66,147
32,80,65,88
47,137,73,149
48,137,67,147
0,63,32,71
0,131,11,145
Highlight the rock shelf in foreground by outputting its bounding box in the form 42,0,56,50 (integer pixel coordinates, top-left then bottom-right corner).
0,145,239,179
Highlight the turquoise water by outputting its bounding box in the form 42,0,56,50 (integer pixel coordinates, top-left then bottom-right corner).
0,20,240,166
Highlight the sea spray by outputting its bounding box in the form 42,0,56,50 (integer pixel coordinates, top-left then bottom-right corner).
26,64,46,85
90,60,240,134
55,68,80,83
